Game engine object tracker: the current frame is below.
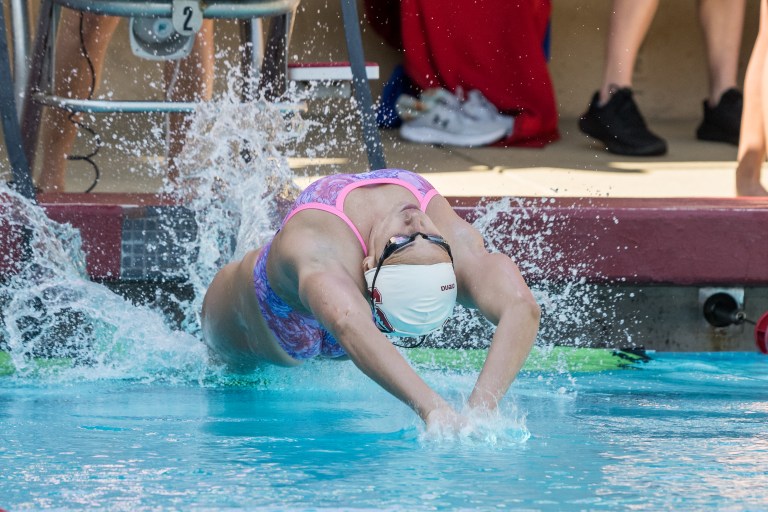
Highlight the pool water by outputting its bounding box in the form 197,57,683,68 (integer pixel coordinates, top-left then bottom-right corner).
2,351,766,510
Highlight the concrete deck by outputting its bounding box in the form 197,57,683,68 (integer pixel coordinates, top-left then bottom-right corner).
3,116,763,198
296,118,761,198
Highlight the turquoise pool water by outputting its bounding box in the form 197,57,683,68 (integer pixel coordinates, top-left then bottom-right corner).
2,351,766,510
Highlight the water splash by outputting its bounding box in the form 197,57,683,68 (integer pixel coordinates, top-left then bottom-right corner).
0,185,208,382
417,405,531,447
161,70,310,334
0,69,312,381
465,197,631,350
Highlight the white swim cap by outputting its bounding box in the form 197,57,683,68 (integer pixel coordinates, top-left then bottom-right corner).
365,262,457,337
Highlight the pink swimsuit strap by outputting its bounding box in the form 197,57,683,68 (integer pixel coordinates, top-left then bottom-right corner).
283,176,439,257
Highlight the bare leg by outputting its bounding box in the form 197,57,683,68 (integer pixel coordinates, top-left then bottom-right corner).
37,12,120,193
698,0,746,105
164,19,215,183
599,0,659,103
580,0,666,156
202,249,300,369
736,0,768,196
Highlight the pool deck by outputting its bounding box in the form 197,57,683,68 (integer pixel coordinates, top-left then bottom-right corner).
9,117,764,198
2,117,768,352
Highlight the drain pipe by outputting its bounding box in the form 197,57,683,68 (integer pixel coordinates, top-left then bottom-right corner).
702,292,747,327
702,291,768,354
0,2,35,200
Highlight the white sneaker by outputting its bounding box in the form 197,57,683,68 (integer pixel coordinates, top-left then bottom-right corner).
395,88,461,122
398,89,507,147
459,88,515,136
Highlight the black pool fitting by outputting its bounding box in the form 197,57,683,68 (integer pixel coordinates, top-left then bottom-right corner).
703,292,747,327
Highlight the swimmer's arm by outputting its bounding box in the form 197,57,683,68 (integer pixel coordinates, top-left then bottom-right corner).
299,270,455,423
461,252,540,410
445,215,541,411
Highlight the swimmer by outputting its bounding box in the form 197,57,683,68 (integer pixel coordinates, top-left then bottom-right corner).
202,169,540,431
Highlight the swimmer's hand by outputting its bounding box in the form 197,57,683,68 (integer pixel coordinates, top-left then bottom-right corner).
425,406,466,436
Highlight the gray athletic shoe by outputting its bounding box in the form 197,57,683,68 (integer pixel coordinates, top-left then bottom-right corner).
398,91,507,147
460,88,515,136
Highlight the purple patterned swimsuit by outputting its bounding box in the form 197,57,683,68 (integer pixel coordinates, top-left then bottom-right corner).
252,169,439,360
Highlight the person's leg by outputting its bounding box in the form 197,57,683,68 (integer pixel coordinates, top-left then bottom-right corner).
37,11,120,193
698,0,746,106
695,0,746,145
599,0,659,103
736,0,768,196
164,19,215,182
202,248,301,370
579,0,667,156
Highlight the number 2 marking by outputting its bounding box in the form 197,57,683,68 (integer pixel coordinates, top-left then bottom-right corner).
183,6,193,32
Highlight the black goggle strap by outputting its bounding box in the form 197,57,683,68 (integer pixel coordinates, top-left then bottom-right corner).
367,236,409,311
387,234,453,263
368,234,420,310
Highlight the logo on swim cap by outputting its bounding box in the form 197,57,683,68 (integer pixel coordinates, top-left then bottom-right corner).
365,263,457,338
369,286,395,333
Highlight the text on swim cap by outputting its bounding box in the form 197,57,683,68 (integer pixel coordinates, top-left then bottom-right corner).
441,284,455,291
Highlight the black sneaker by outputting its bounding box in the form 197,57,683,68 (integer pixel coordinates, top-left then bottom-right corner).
696,88,742,145
579,88,667,156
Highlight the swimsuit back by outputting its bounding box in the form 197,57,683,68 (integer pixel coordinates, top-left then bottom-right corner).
282,169,439,256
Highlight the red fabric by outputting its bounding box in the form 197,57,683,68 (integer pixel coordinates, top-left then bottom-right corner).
401,0,559,147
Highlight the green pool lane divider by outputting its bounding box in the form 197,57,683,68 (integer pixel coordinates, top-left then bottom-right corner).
0,351,74,377
0,346,650,377
0,352,10,376
406,346,651,373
